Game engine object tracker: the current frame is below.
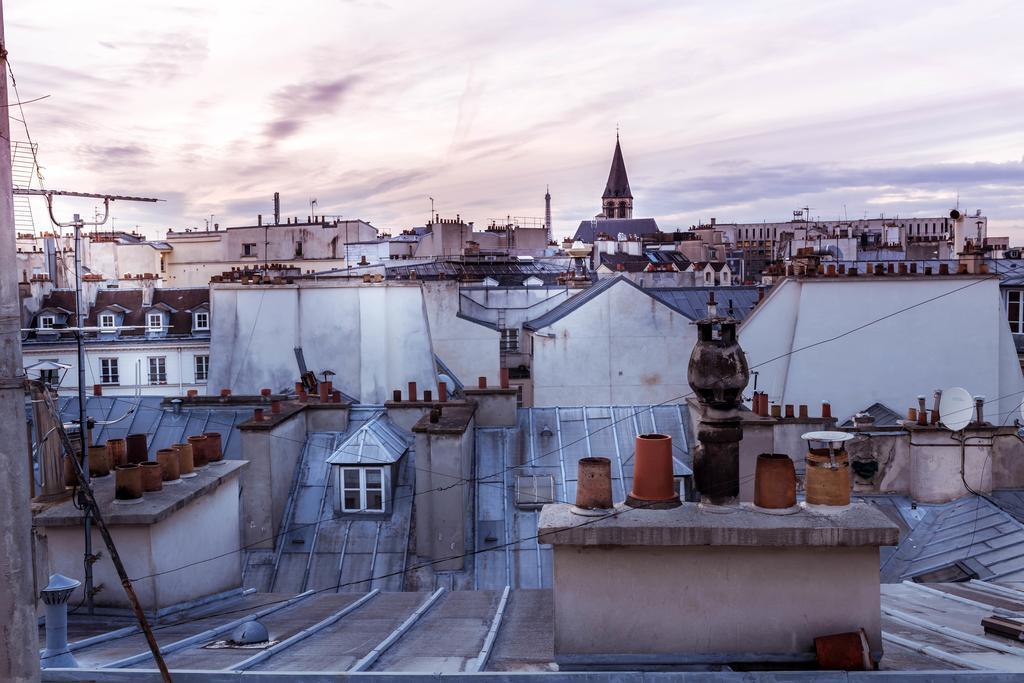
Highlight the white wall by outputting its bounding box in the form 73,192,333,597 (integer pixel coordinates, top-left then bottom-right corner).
22,341,210,396
419,281,499,388
739,276,1024,423
209,282,438,403
530,279,696,406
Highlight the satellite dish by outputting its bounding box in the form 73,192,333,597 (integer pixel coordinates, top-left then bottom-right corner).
939,387,973,432
800,431,854,444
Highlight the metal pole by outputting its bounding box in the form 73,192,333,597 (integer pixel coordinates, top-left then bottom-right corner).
72,213,96,615
0,1,43,677
39,386,172,682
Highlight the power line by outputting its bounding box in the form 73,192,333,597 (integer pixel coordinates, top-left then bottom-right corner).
49,267,1024,583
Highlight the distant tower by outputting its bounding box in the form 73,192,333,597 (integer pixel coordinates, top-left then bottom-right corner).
602,132,633,219
544,185,552,243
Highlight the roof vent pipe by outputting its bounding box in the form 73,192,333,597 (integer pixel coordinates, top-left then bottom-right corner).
974,396,985,425
40,574,82,669
931,389,943,425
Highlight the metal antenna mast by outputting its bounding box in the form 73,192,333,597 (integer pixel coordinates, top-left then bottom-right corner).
14,188,159,615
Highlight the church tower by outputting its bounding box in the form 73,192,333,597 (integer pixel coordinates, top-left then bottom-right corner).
602,133,633,219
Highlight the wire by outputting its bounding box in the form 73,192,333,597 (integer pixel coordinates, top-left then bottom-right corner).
5,55,46,188
51,271,1024,584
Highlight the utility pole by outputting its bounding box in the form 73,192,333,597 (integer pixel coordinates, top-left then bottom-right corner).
0,2,43,679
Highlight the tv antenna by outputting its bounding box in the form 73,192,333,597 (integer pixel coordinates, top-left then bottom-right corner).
13,187,160,616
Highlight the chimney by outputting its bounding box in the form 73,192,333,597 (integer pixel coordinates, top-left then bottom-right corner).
438,381,448,403
274,192,281,225
39,574,81,669
408,381,418,402
625,434,679,508
575,457,613,511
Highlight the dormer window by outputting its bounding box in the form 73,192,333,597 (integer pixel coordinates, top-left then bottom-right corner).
147,313,164,332
99,313,116,330
193,311,209,331
39,315,55,329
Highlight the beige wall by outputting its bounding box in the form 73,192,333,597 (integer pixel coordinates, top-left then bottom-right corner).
240,415,307,549
39,474,243,610
552,544,882,662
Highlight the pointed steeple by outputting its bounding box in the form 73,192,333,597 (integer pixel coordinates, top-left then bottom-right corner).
601,133,633,219
602,134,632,200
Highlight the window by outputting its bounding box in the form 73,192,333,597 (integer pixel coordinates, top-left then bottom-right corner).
195,355,209,382
500,328,519,353
242,243,257,257
294,241,303,257
1009,291,1023,334
148,356,167,385
99,313,116,330
147,313,164,331
39,315,55,329
341,467,385,512
39,360,60,386
100,358,119,385
193,311,209,331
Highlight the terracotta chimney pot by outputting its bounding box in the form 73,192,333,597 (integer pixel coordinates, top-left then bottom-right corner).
626,434,680,509
575,457,613,510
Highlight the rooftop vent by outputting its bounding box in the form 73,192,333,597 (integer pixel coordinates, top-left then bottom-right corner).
515,474,555,510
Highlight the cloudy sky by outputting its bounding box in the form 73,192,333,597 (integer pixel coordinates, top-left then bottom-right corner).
7,0,1024,240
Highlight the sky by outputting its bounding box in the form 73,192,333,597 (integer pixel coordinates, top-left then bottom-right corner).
6,0,1024,241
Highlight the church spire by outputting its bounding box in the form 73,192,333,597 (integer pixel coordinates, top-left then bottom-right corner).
602,133,633,219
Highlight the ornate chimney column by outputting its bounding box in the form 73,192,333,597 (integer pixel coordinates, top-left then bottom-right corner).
687,293,750,505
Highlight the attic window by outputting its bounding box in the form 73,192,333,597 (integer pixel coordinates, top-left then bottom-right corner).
910,561,979,584
147,313,164,331
38,315,55,329
193,311,209,331
515,474,555,510
99,313,116,329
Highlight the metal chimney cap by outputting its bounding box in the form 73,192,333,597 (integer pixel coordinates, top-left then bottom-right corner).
40,574,81,604
230,621,269,645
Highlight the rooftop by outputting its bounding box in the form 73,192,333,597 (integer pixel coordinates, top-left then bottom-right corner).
42,581,1024,677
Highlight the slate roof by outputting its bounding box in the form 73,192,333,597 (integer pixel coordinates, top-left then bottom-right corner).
242,408,414,596
27,287,209,341
843,402,905,427
647,286,763,322
602,136,632,199
597,252,653,273
573,217,659,243
474,404,692,590
49,581,1024,675
51,395,251,458
865,494,1024,584
326,415,409,466
386,258,567,286
523,277,757,330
